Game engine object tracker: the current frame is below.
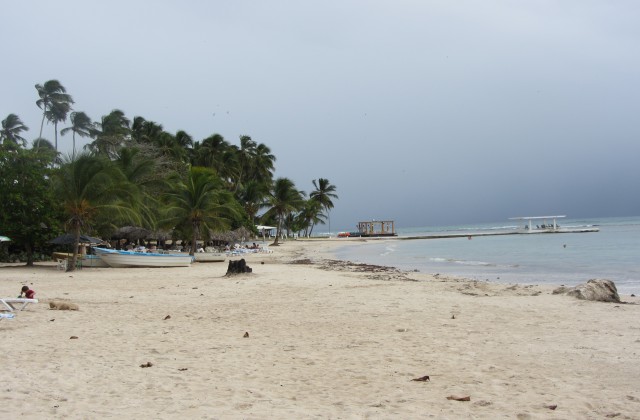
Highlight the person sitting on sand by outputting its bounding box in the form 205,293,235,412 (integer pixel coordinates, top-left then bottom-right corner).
20,286,35,299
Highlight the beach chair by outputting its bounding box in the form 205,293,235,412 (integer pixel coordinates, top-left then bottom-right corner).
0,298,39,312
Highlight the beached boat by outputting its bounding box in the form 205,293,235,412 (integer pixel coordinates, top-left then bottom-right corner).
192,253,225,263
95,248,194,268
82,254,109,267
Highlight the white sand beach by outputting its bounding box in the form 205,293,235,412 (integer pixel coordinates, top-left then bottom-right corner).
1,239,639,419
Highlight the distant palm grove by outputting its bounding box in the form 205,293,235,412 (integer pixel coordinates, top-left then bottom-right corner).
0,79,337,269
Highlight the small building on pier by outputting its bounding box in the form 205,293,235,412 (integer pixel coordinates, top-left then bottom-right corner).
356,220,397,237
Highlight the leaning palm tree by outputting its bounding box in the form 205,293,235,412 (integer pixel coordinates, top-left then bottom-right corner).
53,153,140,271
61,111,94,159
0,113,29,149
263,177,305,245
88,109,131,158
300,198,326,237
45,100,72,152
35,80,74,145
310,178,338,234
163,166,238,255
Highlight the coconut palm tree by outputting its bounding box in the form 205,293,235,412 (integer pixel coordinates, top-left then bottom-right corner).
45,101,72,152
235,135,257,192
310,178,338,234
88,109,131,158
263,177,305,245
300,198,326,237
31,137,55,152
111,147,165,231
163,166,238,255
131,117,163,144
238,179,270,226
1,114,29,149
192,134,227,168
61,111,94,159
252,142,276,182
35,80,74,146
53,153,140,271
31,138,59,165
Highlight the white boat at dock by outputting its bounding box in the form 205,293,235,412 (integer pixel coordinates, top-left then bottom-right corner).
94,248,194,268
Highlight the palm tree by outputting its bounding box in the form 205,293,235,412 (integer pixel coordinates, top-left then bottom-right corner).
154,132,187,164
163,166,238,255
238,179,270,226
1,114,29,149
31,138,59,165
300,198,326,237
310,178,338,234
112,147,164,230
61,111,94,159
175,130,193,149
31,137,55,152
35,80,74,146
88,109,131,158
131,117,163,144
45,101,73,152
53,153,140,271
235,135,257,192
263,177,305,245
252,142,276,182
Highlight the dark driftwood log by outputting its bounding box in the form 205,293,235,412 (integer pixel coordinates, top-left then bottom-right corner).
226,258,252,274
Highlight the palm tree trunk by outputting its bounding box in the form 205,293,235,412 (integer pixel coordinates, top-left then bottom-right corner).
191,223,198,256
25,243,34,267
273,216,282,246
68,225,81,272
36,113,47,150
54,121,59,152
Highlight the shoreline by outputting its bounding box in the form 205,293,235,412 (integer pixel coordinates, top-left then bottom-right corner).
1,239,639,418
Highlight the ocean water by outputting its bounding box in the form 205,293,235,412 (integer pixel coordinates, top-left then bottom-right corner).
335,216,640,295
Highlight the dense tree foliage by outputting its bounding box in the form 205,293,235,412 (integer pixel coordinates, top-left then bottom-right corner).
0,78,338,265
0,147,61,265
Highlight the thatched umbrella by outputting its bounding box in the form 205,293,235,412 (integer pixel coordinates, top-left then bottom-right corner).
208,227,253,245
148,229,173,241
209,230,234,244
230,227,253,243
111,226,152,241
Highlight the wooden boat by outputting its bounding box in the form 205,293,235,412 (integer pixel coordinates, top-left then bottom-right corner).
96,249,194,268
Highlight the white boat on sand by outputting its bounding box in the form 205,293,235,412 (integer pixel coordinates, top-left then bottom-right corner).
94,248,194,268
192,253,225,263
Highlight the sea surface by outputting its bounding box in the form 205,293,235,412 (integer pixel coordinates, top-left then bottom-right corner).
335,216,640,295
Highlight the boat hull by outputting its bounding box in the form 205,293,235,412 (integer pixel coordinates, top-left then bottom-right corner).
99,252,194,268
193,253,225,263
82,255,109,267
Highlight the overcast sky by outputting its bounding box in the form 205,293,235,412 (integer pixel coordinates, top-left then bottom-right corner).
3,1,639,231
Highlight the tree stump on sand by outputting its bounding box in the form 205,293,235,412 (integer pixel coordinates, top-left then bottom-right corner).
553,279,621,303
226,258,252,275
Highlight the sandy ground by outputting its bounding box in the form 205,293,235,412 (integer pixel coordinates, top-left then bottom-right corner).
1,239,639,419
